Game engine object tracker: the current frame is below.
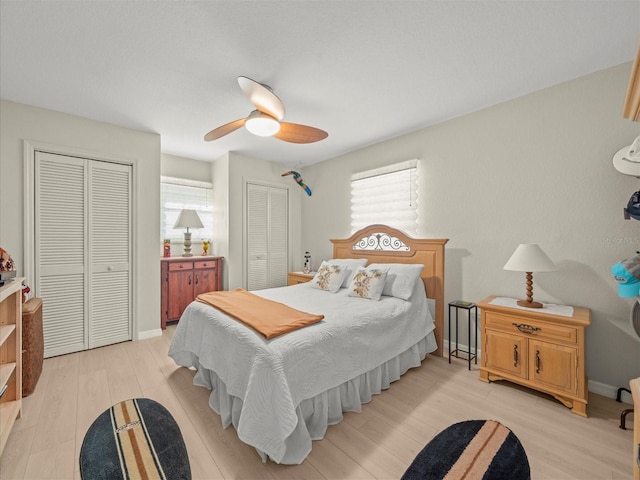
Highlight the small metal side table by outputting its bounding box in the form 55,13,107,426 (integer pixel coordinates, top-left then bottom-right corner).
448,300,478,370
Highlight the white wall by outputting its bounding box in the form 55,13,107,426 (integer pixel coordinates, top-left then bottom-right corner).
161,153,212,181
0,100,161,339
160,153,214,257
301,63,640,391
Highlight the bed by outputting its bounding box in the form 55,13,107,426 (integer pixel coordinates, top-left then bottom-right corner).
168,225,448,464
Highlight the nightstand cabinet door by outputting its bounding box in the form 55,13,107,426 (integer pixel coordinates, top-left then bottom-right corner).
194,261,218,295
529,339,577,396
484,329,527,379
167,270,193,321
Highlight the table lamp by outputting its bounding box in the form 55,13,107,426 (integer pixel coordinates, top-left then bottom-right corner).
174,209,203,257
503,243,556,308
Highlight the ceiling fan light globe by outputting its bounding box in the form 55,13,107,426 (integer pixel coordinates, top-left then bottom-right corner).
245,111,280,137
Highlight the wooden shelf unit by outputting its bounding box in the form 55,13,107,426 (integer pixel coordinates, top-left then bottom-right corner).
0,277,24,456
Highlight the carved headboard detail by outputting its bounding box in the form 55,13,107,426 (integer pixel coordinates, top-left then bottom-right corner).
331,224,448,357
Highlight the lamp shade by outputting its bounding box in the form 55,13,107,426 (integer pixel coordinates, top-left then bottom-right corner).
245,110,281,137
503,244,556,272
174,209,203,229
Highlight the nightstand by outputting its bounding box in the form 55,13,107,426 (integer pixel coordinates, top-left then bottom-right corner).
287,272,315,285
477,296,591,417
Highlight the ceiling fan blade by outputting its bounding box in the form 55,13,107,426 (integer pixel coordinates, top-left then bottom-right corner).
204,118,246,141
238,76,285,121
274,122,328,144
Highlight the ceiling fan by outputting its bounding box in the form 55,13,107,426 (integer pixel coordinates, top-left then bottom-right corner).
204,76,328,144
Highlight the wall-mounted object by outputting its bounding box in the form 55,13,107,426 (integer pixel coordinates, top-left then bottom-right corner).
622,42,640,122
613,136,640,177
282,170,312,196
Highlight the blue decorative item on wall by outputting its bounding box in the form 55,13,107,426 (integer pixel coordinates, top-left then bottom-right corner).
282,170,312,196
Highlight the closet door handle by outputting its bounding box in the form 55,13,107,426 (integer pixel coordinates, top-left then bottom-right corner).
535,350,541,373
513,344,518,367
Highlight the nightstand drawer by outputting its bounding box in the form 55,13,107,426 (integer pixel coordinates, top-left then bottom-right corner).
194,260,216,270
169,261,193,271
485,311,578,345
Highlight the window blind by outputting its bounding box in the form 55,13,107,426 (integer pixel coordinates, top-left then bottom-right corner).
351,160,419,236
161,177,213,241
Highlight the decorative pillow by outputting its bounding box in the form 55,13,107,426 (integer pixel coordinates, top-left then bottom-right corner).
347,267,388,301
368,263,424,300
324,258,368,287
310,262,348,293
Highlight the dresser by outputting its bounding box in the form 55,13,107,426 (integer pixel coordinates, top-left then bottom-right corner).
0,278,24,456
477,296,590,417
287,272,315,285
161,257,223,329
631,377,639,480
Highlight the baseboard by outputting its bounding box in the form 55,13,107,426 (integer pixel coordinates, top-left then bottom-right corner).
588,379,633,404
136,328,163,340
443,344,633,404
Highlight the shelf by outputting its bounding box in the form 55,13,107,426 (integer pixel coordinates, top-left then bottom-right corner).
0,324,15,347
0,400,21,454
0,362,15,393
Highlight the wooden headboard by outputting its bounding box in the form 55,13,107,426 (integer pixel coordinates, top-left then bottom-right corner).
331,224,448,357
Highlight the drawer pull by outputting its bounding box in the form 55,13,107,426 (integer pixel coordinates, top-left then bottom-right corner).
535,350,541,373
513,344,518,367
512,322,541,334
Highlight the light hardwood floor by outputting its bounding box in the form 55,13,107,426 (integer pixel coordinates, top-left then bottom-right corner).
0,324,634,479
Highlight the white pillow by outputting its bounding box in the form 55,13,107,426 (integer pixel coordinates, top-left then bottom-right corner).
347,267,388,301
324,258,368,287
310,261,349,293
368,263,424,300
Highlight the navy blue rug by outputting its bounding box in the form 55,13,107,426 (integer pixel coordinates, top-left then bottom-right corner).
80,398,191,479
402,420,530,480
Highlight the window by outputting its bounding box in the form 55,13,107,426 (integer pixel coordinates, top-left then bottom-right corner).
161,177,213,241
351,160,419,236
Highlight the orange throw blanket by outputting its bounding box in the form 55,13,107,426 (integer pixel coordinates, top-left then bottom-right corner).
196,288,324,339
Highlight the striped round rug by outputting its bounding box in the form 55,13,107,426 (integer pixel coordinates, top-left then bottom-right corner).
401,419,530,480
80,398,191,479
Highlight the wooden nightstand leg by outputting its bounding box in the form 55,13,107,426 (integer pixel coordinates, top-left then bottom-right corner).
570,400,588,417
479,369,489,383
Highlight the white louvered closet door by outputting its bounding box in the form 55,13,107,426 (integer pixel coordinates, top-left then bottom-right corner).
35,152,131,357
36,152,87,357
88,161,131,349
246,183,288,290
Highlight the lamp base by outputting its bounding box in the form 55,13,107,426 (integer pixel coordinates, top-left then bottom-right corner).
517,300,543,309
182,232,193,257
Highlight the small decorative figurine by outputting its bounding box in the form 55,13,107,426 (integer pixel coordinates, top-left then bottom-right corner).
303,251,311,274
163,239,171,258
282,171,312,196
202,240,210,256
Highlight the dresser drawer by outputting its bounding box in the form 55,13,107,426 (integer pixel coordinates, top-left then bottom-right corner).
168,261,193,271
485,311,578,345
195,260,217,270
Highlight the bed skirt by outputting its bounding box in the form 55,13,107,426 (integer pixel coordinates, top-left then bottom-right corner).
188,331,438,464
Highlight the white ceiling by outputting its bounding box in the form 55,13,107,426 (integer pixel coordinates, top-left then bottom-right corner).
1,1,639,167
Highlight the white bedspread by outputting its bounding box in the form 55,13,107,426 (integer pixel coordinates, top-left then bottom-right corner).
168,282,435,463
